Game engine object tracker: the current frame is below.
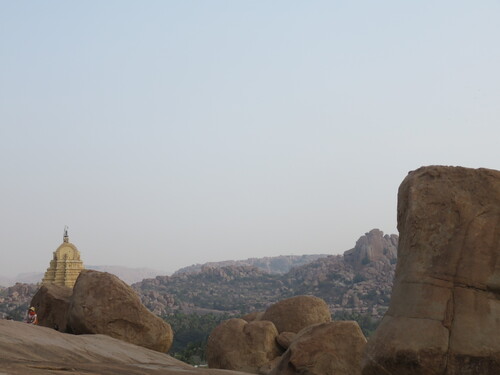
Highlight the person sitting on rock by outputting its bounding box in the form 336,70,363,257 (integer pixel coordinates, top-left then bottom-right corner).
25,307,38,325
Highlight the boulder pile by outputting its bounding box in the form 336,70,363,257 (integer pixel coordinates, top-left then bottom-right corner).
31,269,173,353
207,295,367,375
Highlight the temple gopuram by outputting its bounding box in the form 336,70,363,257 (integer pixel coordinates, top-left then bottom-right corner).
42,227,85,288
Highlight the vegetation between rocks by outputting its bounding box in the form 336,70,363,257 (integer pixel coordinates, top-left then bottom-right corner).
166,312,234,365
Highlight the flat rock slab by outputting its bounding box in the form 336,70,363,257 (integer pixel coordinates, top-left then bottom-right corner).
0,319,247,375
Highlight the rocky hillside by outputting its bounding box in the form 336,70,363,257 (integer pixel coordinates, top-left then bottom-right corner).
87,265,166,284
134,229,398,319
136,265,284,316
0,283,40,320
173,254,329,276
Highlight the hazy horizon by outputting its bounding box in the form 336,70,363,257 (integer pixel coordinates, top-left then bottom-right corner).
1,1,499,277
1,226,388,279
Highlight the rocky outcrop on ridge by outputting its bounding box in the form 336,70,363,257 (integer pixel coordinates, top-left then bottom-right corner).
286,230,396,317
0,319,248,375
362,166,500,375
134,229,398,319
344,229,397,270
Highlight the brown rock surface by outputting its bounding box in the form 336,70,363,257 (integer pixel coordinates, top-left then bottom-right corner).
276,332,296,350
30,283,72,331
241,311,264,322
206,318,283,373
0,319,248,375
260,356,283,375
271,321,367,375
362,166,500,375
261,295,331,333
67,269,173,353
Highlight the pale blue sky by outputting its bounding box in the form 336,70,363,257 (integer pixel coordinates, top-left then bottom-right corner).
1,1,499,277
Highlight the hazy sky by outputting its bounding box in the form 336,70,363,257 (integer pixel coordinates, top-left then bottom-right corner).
1,1,499,278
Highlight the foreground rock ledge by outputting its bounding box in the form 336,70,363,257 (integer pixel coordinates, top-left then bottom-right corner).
362,166,500,375
0,320,247,375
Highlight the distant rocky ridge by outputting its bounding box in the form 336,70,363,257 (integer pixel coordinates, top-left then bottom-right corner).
134,229,398,319
87,265,166,284
2,272,44,285
173,254,329,276
1,229,397,322
1,265,165,286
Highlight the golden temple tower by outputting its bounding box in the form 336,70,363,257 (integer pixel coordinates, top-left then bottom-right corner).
42,226,85,288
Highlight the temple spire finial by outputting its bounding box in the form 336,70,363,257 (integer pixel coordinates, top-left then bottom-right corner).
63,225,69,243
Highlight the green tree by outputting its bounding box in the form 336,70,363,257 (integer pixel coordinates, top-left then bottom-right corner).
164,312,233,365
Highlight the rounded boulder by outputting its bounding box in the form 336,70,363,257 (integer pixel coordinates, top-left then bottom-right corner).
262,295,331,333
272,321,367,375
67,270,173,353
30,283,72,332
207,318,283,373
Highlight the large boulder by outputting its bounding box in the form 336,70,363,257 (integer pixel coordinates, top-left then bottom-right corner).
67,270,173,353
30,284,72,332
271,321,367,375
362,166,500,374
261,295,331,333
206,318,283,373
